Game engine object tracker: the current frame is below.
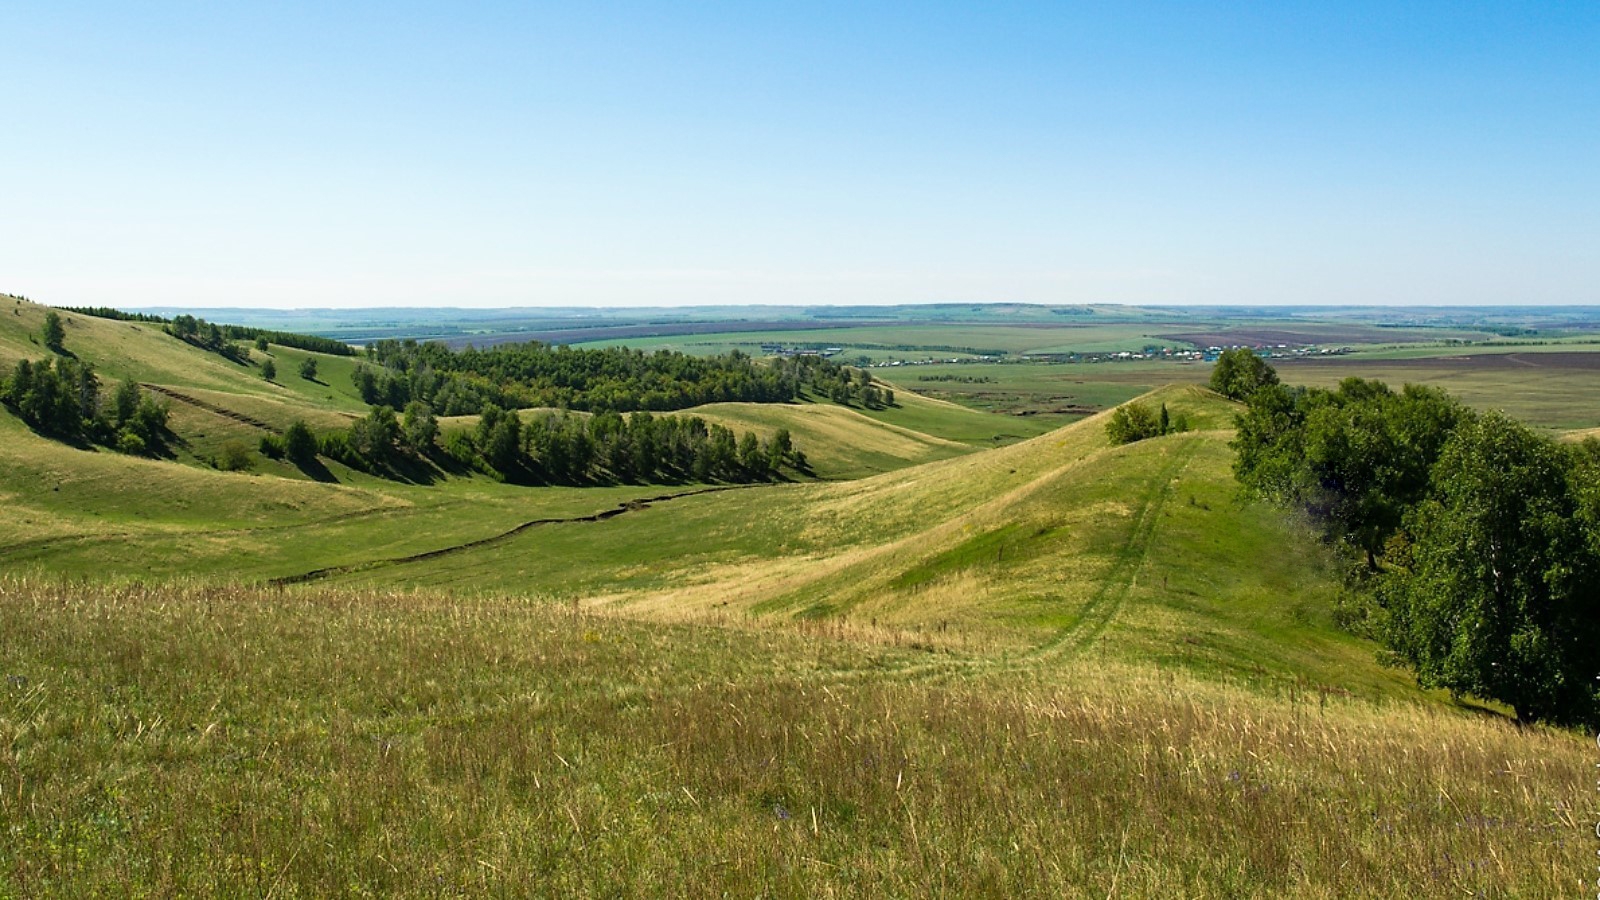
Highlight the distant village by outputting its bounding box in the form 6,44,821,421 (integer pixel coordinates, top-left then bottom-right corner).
758,341,1353,367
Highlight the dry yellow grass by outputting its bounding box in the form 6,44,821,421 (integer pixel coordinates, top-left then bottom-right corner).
0,577,1586,897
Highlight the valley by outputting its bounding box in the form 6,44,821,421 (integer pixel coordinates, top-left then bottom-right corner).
0,296,1594,896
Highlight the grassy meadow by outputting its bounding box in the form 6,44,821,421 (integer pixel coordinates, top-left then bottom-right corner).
1,297,1597,895
0,579,1586,897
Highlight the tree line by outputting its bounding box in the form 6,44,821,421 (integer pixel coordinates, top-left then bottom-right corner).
165,314,356,358
767,355,893,409
350,339,890,416
267,403,805,487
1226,351,1600,727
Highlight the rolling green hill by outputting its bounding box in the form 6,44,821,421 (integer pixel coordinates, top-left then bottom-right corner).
0,298,1588,896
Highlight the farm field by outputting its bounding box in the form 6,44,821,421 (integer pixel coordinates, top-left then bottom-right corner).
879,350,1600,432
1274,352,1600,431
577,323,1200,359
1,298,1596,895
876,360,1174,420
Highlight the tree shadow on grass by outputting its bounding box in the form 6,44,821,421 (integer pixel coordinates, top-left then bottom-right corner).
291,455,338,483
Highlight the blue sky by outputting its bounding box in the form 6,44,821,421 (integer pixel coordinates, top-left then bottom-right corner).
2,2,1595,308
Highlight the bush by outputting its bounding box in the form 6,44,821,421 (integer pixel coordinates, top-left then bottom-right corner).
1105,403,1162,445
116,429,146,456
217,440,252,472
442,429,477,465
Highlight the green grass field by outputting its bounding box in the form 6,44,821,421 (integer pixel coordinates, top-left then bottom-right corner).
1,298,1595,896
2,578,1583,897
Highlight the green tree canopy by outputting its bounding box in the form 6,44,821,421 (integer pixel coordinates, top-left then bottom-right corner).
1376,414,1600,726
284,420,317,462
401,400,438,452
1232,378,1467,567
1105,403,1162,445
1209,348,1279,401
41,311,65,352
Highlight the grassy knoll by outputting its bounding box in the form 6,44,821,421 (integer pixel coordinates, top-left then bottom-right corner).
687,401,972,479
847,383,1070,444
0,578,1585,897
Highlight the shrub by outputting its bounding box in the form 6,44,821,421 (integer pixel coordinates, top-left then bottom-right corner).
217,440,252,472
1106,403,1162,445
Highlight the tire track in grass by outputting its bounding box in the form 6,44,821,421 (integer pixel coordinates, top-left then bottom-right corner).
269,485,762,586
783,434,1202,690
1027,434,1199,661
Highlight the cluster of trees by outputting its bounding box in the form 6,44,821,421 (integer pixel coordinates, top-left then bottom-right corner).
1,358,170,454
162,314,356,359
1105,401,1188,445
57,306,168,325
348,340,889,417
260,421,319,465
353,340,797,415
286,400,803,487
166,315,251,363
1231,366,1600,727
769,356,893,409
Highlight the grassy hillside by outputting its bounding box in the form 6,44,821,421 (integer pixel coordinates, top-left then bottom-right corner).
0,579,1583,897
1,301,1591,895
0,313,1010,580
4,371,1422,700
309,387,1402,700
0,298,1016,477
0,298,370,415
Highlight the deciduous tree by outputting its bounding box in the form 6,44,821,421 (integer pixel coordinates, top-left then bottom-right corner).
1377,413,1600,726
1209,348,1278,400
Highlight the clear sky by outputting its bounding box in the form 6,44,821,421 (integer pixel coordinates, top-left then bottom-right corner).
2,2,1596,309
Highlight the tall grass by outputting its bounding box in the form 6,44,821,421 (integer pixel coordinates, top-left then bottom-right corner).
0,577,1586,897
